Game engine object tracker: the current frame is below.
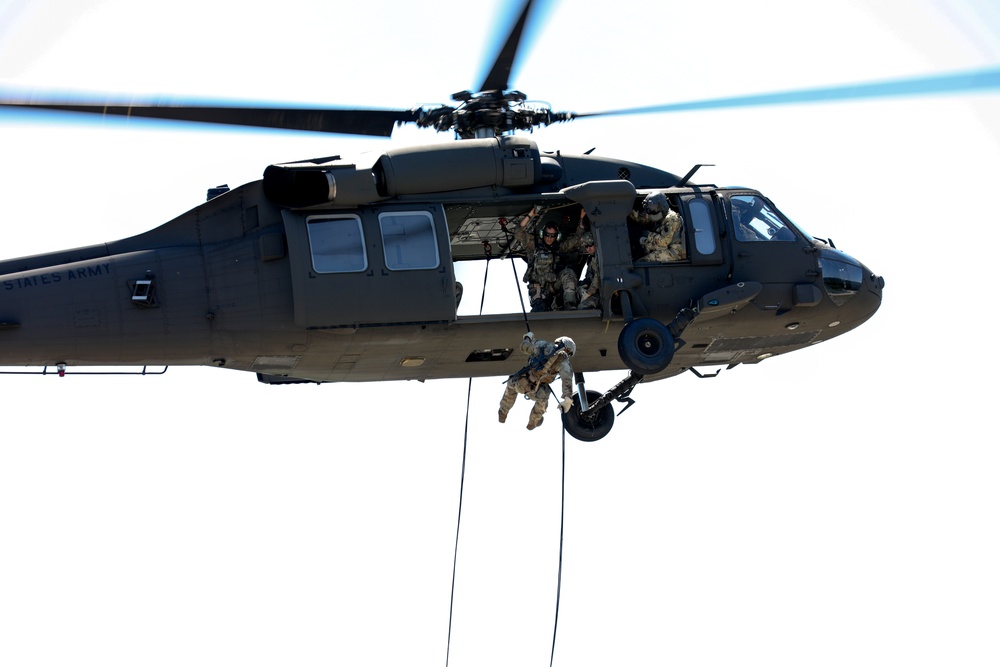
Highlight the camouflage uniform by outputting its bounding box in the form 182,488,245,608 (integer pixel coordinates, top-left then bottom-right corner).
576,232,601,310
627,207,660,260
499,334,576,430
637,210,687,262
514,214,585,311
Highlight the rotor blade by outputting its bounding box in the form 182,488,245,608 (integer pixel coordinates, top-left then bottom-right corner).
0,99,421,136
478,0,534,93
575,66,1000,119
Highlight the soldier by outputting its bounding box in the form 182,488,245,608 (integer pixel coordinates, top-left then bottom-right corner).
513,206,587,311
499,332,577,430
629,192,686,262
638,209,686,262
576,231,601,310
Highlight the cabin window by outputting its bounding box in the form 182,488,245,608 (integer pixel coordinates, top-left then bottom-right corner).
307,215,368,273
379,211,440,270
688,199,717,255
730,195,798,242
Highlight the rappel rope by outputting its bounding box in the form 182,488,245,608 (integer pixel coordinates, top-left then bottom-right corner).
445,257,491,667
501,217,567,664
496,216,532,335
444,374,472,667
447,254,570,666
549,424,567,667
511,255,532,334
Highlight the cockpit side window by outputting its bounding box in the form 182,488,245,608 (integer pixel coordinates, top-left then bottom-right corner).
688,198,716,255
730,195,798,242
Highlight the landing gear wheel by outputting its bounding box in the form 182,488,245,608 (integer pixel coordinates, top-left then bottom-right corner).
562,390,615,442
617,317,675,375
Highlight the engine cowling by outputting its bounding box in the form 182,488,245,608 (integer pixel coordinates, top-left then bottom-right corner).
262,136,549,208
373,136,540,196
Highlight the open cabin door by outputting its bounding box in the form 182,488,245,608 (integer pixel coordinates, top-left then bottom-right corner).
282,204,457,327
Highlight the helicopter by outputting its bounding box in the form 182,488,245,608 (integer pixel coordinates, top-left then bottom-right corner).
0,0,889,442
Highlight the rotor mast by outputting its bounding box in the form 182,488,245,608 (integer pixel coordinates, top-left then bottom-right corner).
413,1,575,139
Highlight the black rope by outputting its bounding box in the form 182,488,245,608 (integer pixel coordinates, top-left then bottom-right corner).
510,256,532,334
549,425,567,667
479,259,490,315
498,216,532,334
445,258,491,667
445,376,472,667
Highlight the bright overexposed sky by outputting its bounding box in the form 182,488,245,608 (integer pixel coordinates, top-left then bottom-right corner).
1,1,999,666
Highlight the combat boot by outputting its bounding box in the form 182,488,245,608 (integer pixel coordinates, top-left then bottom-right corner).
527,415,543,430
498,408,507,423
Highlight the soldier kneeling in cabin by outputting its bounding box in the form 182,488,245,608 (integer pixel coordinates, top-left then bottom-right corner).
499,332,577,430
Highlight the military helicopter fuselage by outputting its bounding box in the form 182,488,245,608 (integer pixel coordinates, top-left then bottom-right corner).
0,136,882,439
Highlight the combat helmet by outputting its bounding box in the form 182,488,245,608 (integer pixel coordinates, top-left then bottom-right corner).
642,192,668,223
555,336,576,356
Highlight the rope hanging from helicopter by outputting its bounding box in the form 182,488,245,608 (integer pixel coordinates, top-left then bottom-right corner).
549,425,567,667
495,215,533,335
445,253,492,667
445,245,569,666
445,371,474,667
498,206,572,664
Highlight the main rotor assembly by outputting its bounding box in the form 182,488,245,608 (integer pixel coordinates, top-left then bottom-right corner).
0,1,578,140
1,1,992,140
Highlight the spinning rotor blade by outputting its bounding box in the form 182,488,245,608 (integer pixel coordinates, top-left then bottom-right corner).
574,67,1000,119
0,99,421,136
478,0,535,93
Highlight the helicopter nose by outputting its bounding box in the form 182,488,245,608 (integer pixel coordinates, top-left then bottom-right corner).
867,267,885,298
820,250,883,331
856,263,884,321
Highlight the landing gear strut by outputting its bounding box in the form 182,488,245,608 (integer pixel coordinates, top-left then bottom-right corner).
562,388,616,442
562,308,698,442
562,371,643,442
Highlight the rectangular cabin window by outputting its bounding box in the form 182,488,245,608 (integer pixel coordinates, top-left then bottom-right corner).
378,211,440,270
307,215,368,273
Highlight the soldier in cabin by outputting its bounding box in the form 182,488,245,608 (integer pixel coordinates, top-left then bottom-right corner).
576,231,601,310
513,205,588,310
638,212,686,263
628,192,686,262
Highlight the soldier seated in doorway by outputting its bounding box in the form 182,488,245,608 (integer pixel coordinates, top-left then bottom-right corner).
629,192,686,262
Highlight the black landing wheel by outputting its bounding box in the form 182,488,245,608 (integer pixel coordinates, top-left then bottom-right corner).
617,317,675,375
562,390,615,442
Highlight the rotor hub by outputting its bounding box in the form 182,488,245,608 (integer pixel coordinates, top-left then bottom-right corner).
415,89,574,138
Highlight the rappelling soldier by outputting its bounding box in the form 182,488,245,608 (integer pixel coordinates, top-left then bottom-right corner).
499,332,577,430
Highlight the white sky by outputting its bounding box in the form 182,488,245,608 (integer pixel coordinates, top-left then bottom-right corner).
1,1,999,666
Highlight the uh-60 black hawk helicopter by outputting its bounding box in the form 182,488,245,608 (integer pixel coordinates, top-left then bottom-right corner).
0,0,886,441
